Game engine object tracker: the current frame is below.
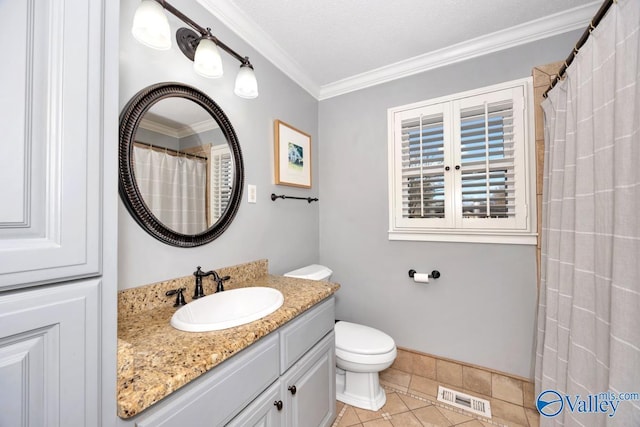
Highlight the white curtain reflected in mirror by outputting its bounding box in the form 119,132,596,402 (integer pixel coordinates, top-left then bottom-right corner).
131,97,234,234
133,145,207,234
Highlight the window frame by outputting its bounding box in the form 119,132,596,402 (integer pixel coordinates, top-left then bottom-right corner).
387,77,537,245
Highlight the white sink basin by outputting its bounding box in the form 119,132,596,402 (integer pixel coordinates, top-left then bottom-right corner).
170,287,284,332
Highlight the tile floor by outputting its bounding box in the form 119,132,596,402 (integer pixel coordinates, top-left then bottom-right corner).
331,371,540,427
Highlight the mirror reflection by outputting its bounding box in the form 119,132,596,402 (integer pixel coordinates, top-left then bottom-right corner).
132,98,233,234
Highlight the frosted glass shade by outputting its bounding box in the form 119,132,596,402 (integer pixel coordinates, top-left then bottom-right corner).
193,38,223,78
131,0,171,50
234,65,259,99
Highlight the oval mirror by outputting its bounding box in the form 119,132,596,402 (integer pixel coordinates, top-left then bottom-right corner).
119,82,244,247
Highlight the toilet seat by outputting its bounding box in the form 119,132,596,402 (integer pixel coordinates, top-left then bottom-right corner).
335,321,396,365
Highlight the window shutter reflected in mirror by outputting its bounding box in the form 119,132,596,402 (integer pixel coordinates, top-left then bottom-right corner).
211,145,233,223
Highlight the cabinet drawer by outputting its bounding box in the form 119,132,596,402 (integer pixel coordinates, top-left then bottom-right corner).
135,333,279,427
279,297,334,373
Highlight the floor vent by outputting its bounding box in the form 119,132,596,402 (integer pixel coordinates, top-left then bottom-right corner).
437,386,492,418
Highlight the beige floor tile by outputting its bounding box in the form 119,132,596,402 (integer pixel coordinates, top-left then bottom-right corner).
380,392,410,415
491,374,524,406
337,406,362,427
353,406,383,423
436,405,475,425
492,416,527,427
362,419,393,427
413,353,437,379
398,393,431,410
381,378,409,393
337,400,345,415
524,407,540,427
437,360,463,388
491,398,529,426
390,411,423,427
408,374,439,399
462,366,492,396
455,420,492,427
412,405,454,426
336,371,535,427
380,367,412,389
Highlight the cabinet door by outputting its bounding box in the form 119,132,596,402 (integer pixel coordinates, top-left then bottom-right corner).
0,0,105,290
135,334,280,427
0,279,100,427
283,331,336,427
226,381,283,427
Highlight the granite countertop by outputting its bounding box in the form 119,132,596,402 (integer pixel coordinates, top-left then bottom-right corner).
117,271,339,419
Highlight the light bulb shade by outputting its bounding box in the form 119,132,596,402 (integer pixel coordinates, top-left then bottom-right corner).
131,0,171,50
193,38,223,78
234,64,259,99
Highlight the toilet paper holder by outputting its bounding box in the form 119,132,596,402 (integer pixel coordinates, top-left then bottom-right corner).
408,269,441,279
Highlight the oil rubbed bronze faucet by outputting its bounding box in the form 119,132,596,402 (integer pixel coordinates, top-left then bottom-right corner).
211,271,231,293
193,266,231,298
193,266,216,299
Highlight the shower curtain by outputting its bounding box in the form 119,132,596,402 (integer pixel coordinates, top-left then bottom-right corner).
133,145,207,234
535,0,640,426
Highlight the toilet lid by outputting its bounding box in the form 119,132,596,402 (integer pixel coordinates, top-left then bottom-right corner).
335,321,395,355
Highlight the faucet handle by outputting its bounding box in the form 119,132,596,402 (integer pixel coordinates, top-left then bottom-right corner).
215,275,231,293
166,288,187,307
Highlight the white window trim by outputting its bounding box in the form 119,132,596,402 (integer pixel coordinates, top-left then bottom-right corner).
387,77,537,245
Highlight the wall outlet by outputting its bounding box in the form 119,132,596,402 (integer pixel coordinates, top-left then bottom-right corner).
248,184,257,203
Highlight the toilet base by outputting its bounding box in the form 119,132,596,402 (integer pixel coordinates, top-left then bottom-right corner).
336,368,386,411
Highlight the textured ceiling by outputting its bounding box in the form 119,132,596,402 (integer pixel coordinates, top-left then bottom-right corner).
200,0,601,98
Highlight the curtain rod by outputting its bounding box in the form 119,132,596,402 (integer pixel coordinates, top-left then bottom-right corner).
134,141,208,161
543,0,616,98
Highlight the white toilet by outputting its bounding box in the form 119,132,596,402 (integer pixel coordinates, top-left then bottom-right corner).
284,265,397,411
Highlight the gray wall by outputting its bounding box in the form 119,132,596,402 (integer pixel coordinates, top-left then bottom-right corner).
120,0,584,379
134,127,179,149
317,31,582,379
119,0,319,289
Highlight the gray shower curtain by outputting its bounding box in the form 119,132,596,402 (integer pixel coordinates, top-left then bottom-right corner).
535,0,640,426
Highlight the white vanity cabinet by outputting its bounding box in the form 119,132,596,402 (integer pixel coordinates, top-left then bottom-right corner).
281,331,336,427
0,279,101,426
229,332,335,427
123,297,337,427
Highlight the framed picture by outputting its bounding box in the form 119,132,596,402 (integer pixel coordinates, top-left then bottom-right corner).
274,120,312,188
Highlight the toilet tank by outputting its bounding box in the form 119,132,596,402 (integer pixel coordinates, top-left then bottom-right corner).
284,264,333,281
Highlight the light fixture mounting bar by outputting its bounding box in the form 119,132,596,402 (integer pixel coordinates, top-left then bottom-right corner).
155,0,251,66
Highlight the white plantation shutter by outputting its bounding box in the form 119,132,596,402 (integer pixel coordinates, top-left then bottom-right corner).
454,87,526,230
389,79,534,244
394,103,453,228
211,145,233,222
402,114,446,218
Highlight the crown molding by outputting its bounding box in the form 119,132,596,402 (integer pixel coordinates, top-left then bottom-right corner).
177,119,219,138
139,118,180,138
198,0,321,98
318,1,600,100
139,118,219,138
198,0,600,101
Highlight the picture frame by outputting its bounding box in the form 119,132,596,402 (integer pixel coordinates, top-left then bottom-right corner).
274,119,312,188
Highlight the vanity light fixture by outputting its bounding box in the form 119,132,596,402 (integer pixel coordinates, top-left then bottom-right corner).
131,0,259,98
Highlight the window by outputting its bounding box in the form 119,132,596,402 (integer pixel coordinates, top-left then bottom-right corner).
388,78,536,244
210,144,233,223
